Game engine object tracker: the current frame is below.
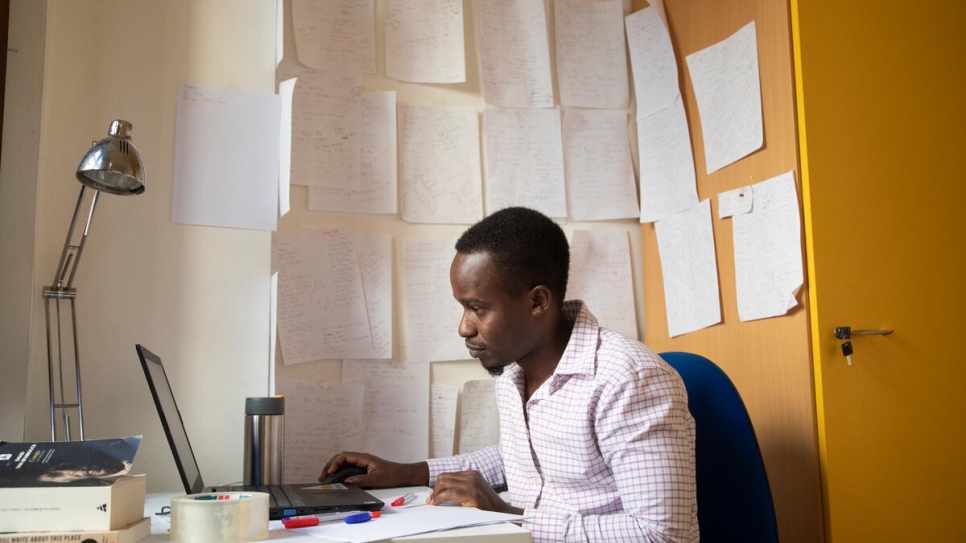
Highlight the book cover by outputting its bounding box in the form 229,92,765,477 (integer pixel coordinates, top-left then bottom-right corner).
0,516,151,543
0,437,140,488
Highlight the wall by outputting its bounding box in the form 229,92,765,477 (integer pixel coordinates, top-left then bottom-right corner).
1,0,276,492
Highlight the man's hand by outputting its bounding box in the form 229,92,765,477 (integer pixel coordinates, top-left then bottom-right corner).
428,471,523,515
319,451,429,489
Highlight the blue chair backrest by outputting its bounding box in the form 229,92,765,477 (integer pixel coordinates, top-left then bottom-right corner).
660,352,779,543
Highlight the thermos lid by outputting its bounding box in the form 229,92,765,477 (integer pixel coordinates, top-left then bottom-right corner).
245,396,285,415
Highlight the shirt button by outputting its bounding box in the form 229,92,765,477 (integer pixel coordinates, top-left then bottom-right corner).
533,478,541,487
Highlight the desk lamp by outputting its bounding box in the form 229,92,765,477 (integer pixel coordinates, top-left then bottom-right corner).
43,119,146,441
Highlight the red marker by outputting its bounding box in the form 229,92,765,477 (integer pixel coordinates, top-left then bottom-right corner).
391,492,417,507
281,511,378,529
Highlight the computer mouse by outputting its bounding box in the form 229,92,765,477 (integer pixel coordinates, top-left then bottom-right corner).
320,465,367,485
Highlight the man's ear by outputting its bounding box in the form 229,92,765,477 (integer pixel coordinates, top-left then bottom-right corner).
529,285,553,316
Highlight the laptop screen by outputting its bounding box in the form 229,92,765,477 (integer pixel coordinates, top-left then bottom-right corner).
136,344,205,494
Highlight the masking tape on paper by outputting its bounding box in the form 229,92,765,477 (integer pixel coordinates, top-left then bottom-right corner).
170,492,269,543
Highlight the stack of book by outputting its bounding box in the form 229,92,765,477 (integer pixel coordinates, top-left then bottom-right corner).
0,437,150,543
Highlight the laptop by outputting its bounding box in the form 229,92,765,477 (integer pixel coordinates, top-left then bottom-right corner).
135,344,384,519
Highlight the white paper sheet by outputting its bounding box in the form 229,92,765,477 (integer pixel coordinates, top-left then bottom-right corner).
385,0,465,83
401,239,467,363
355,232,393,359
291,70,363,189
685,21,763,174
562,108,639,221
430,384,458,459
398,104,483,224
568,229,639,340
655,199,722,337
275,229,373,364
278,78,295,218
475,0,554,108
638,95,699,223
277,379,365,484
309,91,398,215
292,0,376,73
732,171,803,321
458,379,500,454
484,106,567,219
717,185,754,218
342,359,429,463
624,0,678,119
554,0,629,109
172,83,280,231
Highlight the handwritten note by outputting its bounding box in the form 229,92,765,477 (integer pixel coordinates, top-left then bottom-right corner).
430,384,458,458
172,83,280,231
398,104,483,224
292,0,376,73
732,171,803,321
625,0,678,119
275,229,373,364
562,108,639,220
484,106,566,219
385,0,465,83
718,185,754,218
554,0,629,109
638,95,699,222
355,232,393,359
342,359,429,463
459,379,500,454
655,199,722,337
568,229,639,340
401,239,467,363
291,70,363,189
277,379,364,483
685,21,763,174
476,0,554,108
308,91,397,214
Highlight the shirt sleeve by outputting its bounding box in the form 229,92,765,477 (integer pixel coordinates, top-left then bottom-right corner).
425,445,507,491
525,364,697,543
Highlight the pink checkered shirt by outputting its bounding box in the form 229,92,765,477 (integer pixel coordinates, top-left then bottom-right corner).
428,301,699,542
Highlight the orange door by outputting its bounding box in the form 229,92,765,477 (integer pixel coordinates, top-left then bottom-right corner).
792,1,966,541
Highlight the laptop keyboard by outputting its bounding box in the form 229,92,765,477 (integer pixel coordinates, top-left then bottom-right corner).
223,485,295,508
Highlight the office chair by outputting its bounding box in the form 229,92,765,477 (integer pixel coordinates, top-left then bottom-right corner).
660,351,779,543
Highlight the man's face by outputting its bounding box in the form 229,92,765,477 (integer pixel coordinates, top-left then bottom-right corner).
450,251,536,375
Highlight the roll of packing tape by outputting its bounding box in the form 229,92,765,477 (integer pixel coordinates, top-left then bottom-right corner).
170,492,269,543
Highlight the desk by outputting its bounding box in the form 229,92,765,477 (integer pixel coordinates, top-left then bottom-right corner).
142,487,530,543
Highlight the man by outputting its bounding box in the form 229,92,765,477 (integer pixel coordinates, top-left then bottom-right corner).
322,207,698,542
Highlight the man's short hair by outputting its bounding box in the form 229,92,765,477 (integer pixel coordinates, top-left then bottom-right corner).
455,207,569,306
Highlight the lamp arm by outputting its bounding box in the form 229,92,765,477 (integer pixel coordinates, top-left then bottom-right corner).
49,185,101,293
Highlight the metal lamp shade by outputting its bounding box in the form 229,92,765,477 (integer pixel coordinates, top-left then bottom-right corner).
76,119,146,195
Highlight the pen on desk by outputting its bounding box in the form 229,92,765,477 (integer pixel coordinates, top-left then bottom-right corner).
391,492,417,507
281,511,379,529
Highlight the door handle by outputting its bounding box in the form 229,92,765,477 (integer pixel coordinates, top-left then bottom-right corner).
833,326,893,366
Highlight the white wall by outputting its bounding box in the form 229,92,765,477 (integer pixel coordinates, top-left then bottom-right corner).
2,0,276,492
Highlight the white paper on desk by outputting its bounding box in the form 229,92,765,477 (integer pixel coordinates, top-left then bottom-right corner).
309,91,398,215
172,83,279,231
275,229,373,364
278,78,294,218
554,0,629,109
398,104,483,224
430,384,458,458
718,185,754,218
562,108,639,221
292,0,376,73
401,239,466,362
625,0,678,119
290,70,363,189
459,379,500,454
342,359,429,463
484,106,566,219
686,21,763,175
275,504,522,543
568,229,639,340
638,95,699,223
475,0,554,108
655,199,722,337
385,0,465,83
733,171,803,321
276,379,364,484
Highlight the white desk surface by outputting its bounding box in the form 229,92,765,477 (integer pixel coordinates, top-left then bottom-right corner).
143,487,530,543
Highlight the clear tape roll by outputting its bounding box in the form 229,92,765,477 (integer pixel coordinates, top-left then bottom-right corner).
170,492,269,543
